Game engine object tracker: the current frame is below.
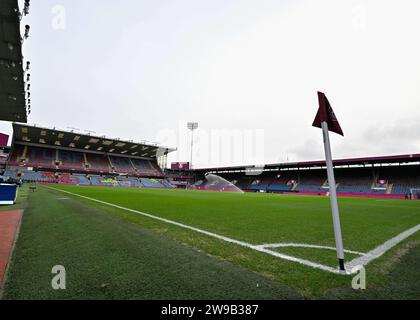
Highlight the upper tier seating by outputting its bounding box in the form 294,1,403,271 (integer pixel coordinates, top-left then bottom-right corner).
86,154,111,172
25,146,57,168
9,144,25,164
109,156,136,174
131,158,156,174
7,145,165,178
58,150,85,169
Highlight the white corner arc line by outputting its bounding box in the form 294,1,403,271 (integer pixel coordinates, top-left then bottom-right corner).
45,187,420,276
46,186,347,275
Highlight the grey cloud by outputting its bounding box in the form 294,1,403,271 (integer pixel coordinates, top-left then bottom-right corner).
287,139,324,161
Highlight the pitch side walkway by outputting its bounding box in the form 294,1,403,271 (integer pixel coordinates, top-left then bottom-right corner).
0,210,23,289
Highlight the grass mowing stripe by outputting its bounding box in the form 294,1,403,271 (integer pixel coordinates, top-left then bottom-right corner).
346,224,420,269
46,186,347,275
45,185,420,298
3,187,301,299
50,186,420,252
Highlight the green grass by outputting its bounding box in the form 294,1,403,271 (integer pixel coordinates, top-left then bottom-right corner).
51,186,420,253
2,187,300,299
2,185,420,299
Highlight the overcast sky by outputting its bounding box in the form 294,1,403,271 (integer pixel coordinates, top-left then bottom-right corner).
1,0,420,168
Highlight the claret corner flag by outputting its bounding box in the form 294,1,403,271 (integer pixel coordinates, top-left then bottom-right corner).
312,91,344,136
312,91,346,272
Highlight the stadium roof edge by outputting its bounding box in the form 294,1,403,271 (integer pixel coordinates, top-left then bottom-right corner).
11,123,176,158
193,153,420,173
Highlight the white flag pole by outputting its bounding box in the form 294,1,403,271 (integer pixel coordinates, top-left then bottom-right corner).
321,121,346,271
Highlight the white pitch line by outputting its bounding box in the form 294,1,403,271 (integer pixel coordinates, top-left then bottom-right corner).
345,224,420,269
45,186,420,276
45,186,347,275
255,243,365,256
252,247,344,274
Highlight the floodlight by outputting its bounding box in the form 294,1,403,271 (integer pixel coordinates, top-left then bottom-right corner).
187,122,199,130
187,122,199,169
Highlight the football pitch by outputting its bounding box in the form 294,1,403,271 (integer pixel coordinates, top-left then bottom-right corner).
2,185,420,299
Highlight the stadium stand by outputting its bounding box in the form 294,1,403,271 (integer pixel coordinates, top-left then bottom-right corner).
4,124,175,187
8,144,26,164
333,168,373,193
140,178,165,188
2,170,15,179
86,153,111,172
22,171,48,182
191,154,420,198
109,156,136,174
25,146,57,168
118,177,141,187
58,150,85,170
131,158,151,171
294,170,327,192
381,166,420,195
131,158,162,176
66,173,90,185
160,179,176,188
89,175,107,186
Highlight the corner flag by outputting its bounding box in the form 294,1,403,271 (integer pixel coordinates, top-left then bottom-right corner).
312,91,346,272
312,91,344,136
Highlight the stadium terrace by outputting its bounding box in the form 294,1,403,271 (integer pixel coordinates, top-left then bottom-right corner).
191,154,420,199
2,123,179,188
